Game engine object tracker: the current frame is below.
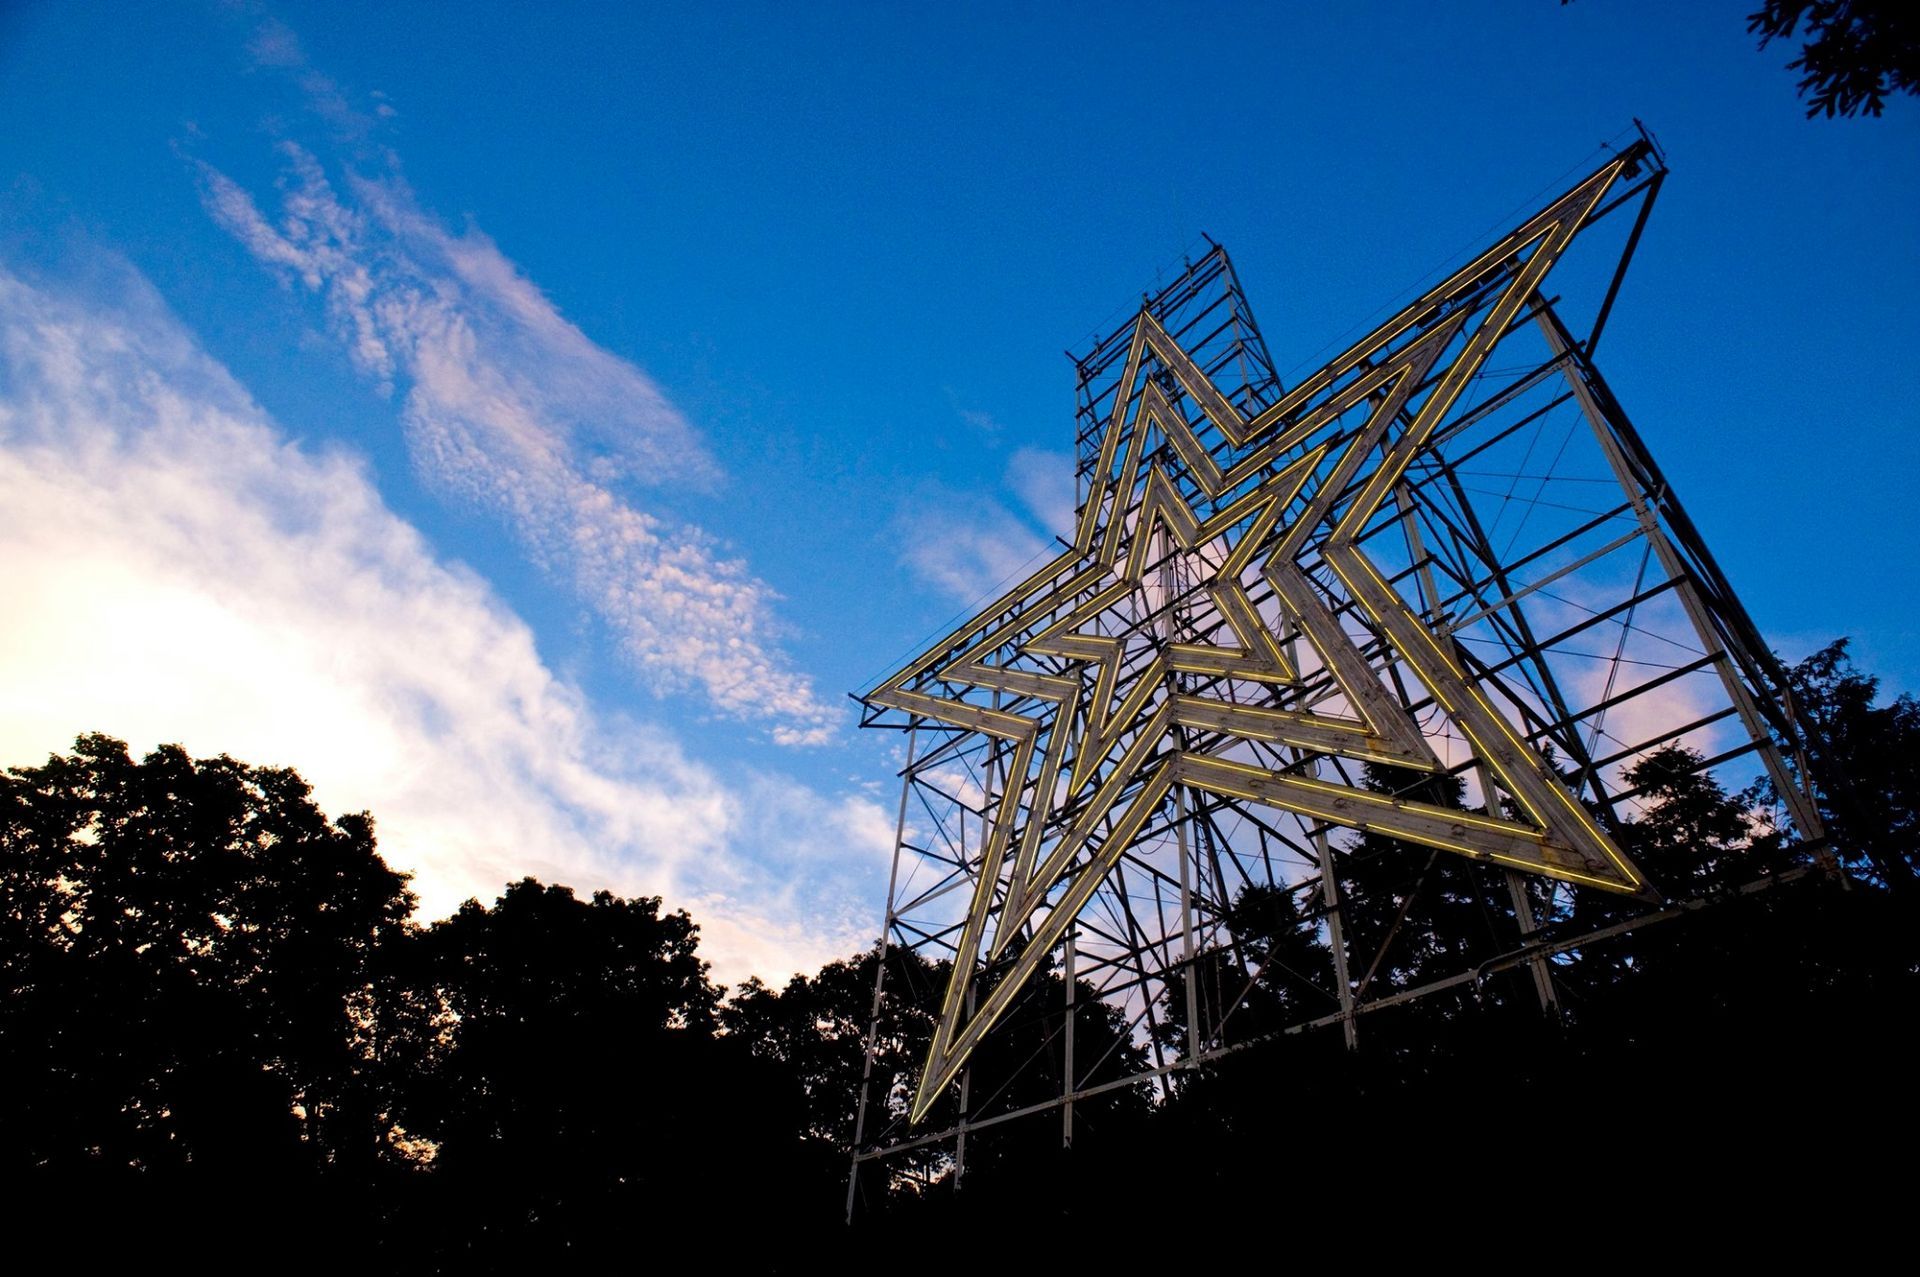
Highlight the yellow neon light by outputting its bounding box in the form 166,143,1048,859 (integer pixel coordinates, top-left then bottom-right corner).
869,152,1649,1124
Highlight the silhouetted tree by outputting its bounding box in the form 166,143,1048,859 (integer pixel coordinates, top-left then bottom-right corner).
1787,638,1920,891
843,944,1152,1248
1330,763,1553,1059
0,733,414,1252
954,948,1152,1181
1551,744,1787,994
730,936,1150,1212
724,943,938,1149
1152,881,1337,1060
388,878,818,1268
723,941,957,1204
1618,744,1791,886
11,713,1915,1263
1749,1,1919,117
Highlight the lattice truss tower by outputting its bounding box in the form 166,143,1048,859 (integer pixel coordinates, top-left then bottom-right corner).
851,135,1825,1175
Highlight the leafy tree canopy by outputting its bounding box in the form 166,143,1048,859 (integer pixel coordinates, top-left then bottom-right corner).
7,635,1920,1267
1787,638,1920,889
1749,1,1919,117
0,732,414,1181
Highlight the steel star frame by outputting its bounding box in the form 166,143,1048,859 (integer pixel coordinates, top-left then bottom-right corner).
847,128,1826,1208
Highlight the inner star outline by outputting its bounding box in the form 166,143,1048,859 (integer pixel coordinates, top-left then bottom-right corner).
866,154,1652,1123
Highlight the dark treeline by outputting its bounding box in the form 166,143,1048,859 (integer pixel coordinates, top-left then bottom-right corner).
3,638,1916,1267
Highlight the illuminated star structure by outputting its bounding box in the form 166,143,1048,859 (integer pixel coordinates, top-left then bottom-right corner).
858,136,1803,1129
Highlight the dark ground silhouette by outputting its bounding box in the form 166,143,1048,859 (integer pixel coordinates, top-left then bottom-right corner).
3,641,1914,1268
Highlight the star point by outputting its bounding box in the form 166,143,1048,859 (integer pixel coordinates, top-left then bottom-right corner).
866,151,1656,1123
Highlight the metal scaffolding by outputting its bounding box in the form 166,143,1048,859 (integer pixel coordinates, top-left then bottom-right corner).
847,128,1826,1211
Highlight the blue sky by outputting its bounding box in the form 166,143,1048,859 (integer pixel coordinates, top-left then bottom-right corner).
2,1,1914,980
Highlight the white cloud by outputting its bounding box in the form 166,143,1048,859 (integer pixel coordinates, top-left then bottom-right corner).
241,18,382,141
0,258,876,983
956,406,1001,437
898,447,1079,606
1007,446,1076,538
900,492,1052,606
244,19,307,70
196,143,838,746
692,773,898,986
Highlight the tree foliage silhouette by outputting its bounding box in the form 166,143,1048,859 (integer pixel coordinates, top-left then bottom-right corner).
1749,1,1919,117
6,646,1918,1268
729,938,1151,1209
1152,880,1337,1059
0,733,414,1255
1786,638,1920,890
724,943,938,1151
381,878,820,1266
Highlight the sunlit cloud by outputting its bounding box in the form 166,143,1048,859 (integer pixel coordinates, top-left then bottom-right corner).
195,137,837,746
1006,446,1076,538
899,493,1052,606
898,447,1077,605
956,406,1001,437
0,257,877,982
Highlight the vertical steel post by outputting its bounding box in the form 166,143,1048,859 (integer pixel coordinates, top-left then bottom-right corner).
1175,785,1200,1064
846,723,918,1224
1158,517,1203,1067
955,986,974,1189
958,698,1006,1186
1062,925,1077,1148
1312,821,1360,1050
1281,612,1360,1051
1504,868,1559,1012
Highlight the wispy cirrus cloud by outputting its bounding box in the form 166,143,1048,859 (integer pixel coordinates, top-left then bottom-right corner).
195,138,837,745
899,447,1077,605
1006,446,1076,539
0,256,880,982
899,493,1052,606
954,405,1001,439
242,17,395,137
